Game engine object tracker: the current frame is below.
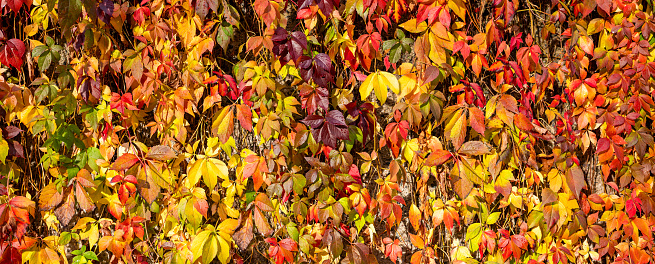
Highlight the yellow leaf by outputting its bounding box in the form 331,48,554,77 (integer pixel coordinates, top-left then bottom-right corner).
447,0,467,20
359,71,399,104
399,19,428,33
217,218,239,236
187,158,204,188
217,236,231,264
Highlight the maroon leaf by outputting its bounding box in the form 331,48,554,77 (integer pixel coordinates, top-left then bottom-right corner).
3,126,22,139
272,27,307,66
298,53,334,88
77,76,101,102
97,0,114,24
302,110,349,148
0,39,25,69
346,102,375,144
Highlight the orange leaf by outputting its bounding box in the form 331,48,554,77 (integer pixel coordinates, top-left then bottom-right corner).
112,153,139,171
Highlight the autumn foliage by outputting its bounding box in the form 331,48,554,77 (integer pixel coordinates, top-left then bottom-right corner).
0,0,655,262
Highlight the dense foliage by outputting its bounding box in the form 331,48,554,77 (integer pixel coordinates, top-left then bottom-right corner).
0,0,654,262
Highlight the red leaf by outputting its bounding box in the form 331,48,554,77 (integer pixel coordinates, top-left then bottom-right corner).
384,238,402,263
0,39,25,68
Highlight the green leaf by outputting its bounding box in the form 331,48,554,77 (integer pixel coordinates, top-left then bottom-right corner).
465,223,482,252
59,0,83,40
216,24,234,50
389,45,403,64
486,212,500,225
35,84,58,103
292,174,306,194
32,45,49,58
83,251,99,261
38,52,53,71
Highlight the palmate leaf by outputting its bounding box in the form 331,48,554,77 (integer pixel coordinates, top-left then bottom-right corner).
359,71,399,104
298,53,334,88
297,0,339,17
195,0,219,18
302,110,349,148
300,85,329,114
272,27,307,66
0,38,25,68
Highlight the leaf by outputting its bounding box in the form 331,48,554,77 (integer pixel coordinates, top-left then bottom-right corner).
300,85,329,114
195,0,218,18
469,107,486,134
0,137,8,164
578,36,594,55
272,27,307,65
212,106,235,143
58,0,83,40
360,71,399,104
301,110,350,148
513,113,534,131
409,233,424,249
452,173,473,199
298,53,334,88
566,165,587,198
541,188,557,204
191,228,219,264
297,0,339,17
54,190,75,226
409,204,421,230
146,145,177,161
39,183,64,211
383,238,403,263
75,182,95,212
233,214,254,250
112,153,139,171
0,39,26,68
5,0,30,13
458,141,490,156
425,149,452,166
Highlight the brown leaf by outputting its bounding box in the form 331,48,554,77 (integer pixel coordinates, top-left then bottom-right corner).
54,189,75,226
566,165,587,198
233,213,254,250
458,141,491,156
146,145,177,161
137,167,161,204
76,169,96,188
541,188,557,204
253,207,272,236
513,113,534,131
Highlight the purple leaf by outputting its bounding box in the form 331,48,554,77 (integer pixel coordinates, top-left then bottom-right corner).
298,53,334,88
272,27,308,66
301,110,349,148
